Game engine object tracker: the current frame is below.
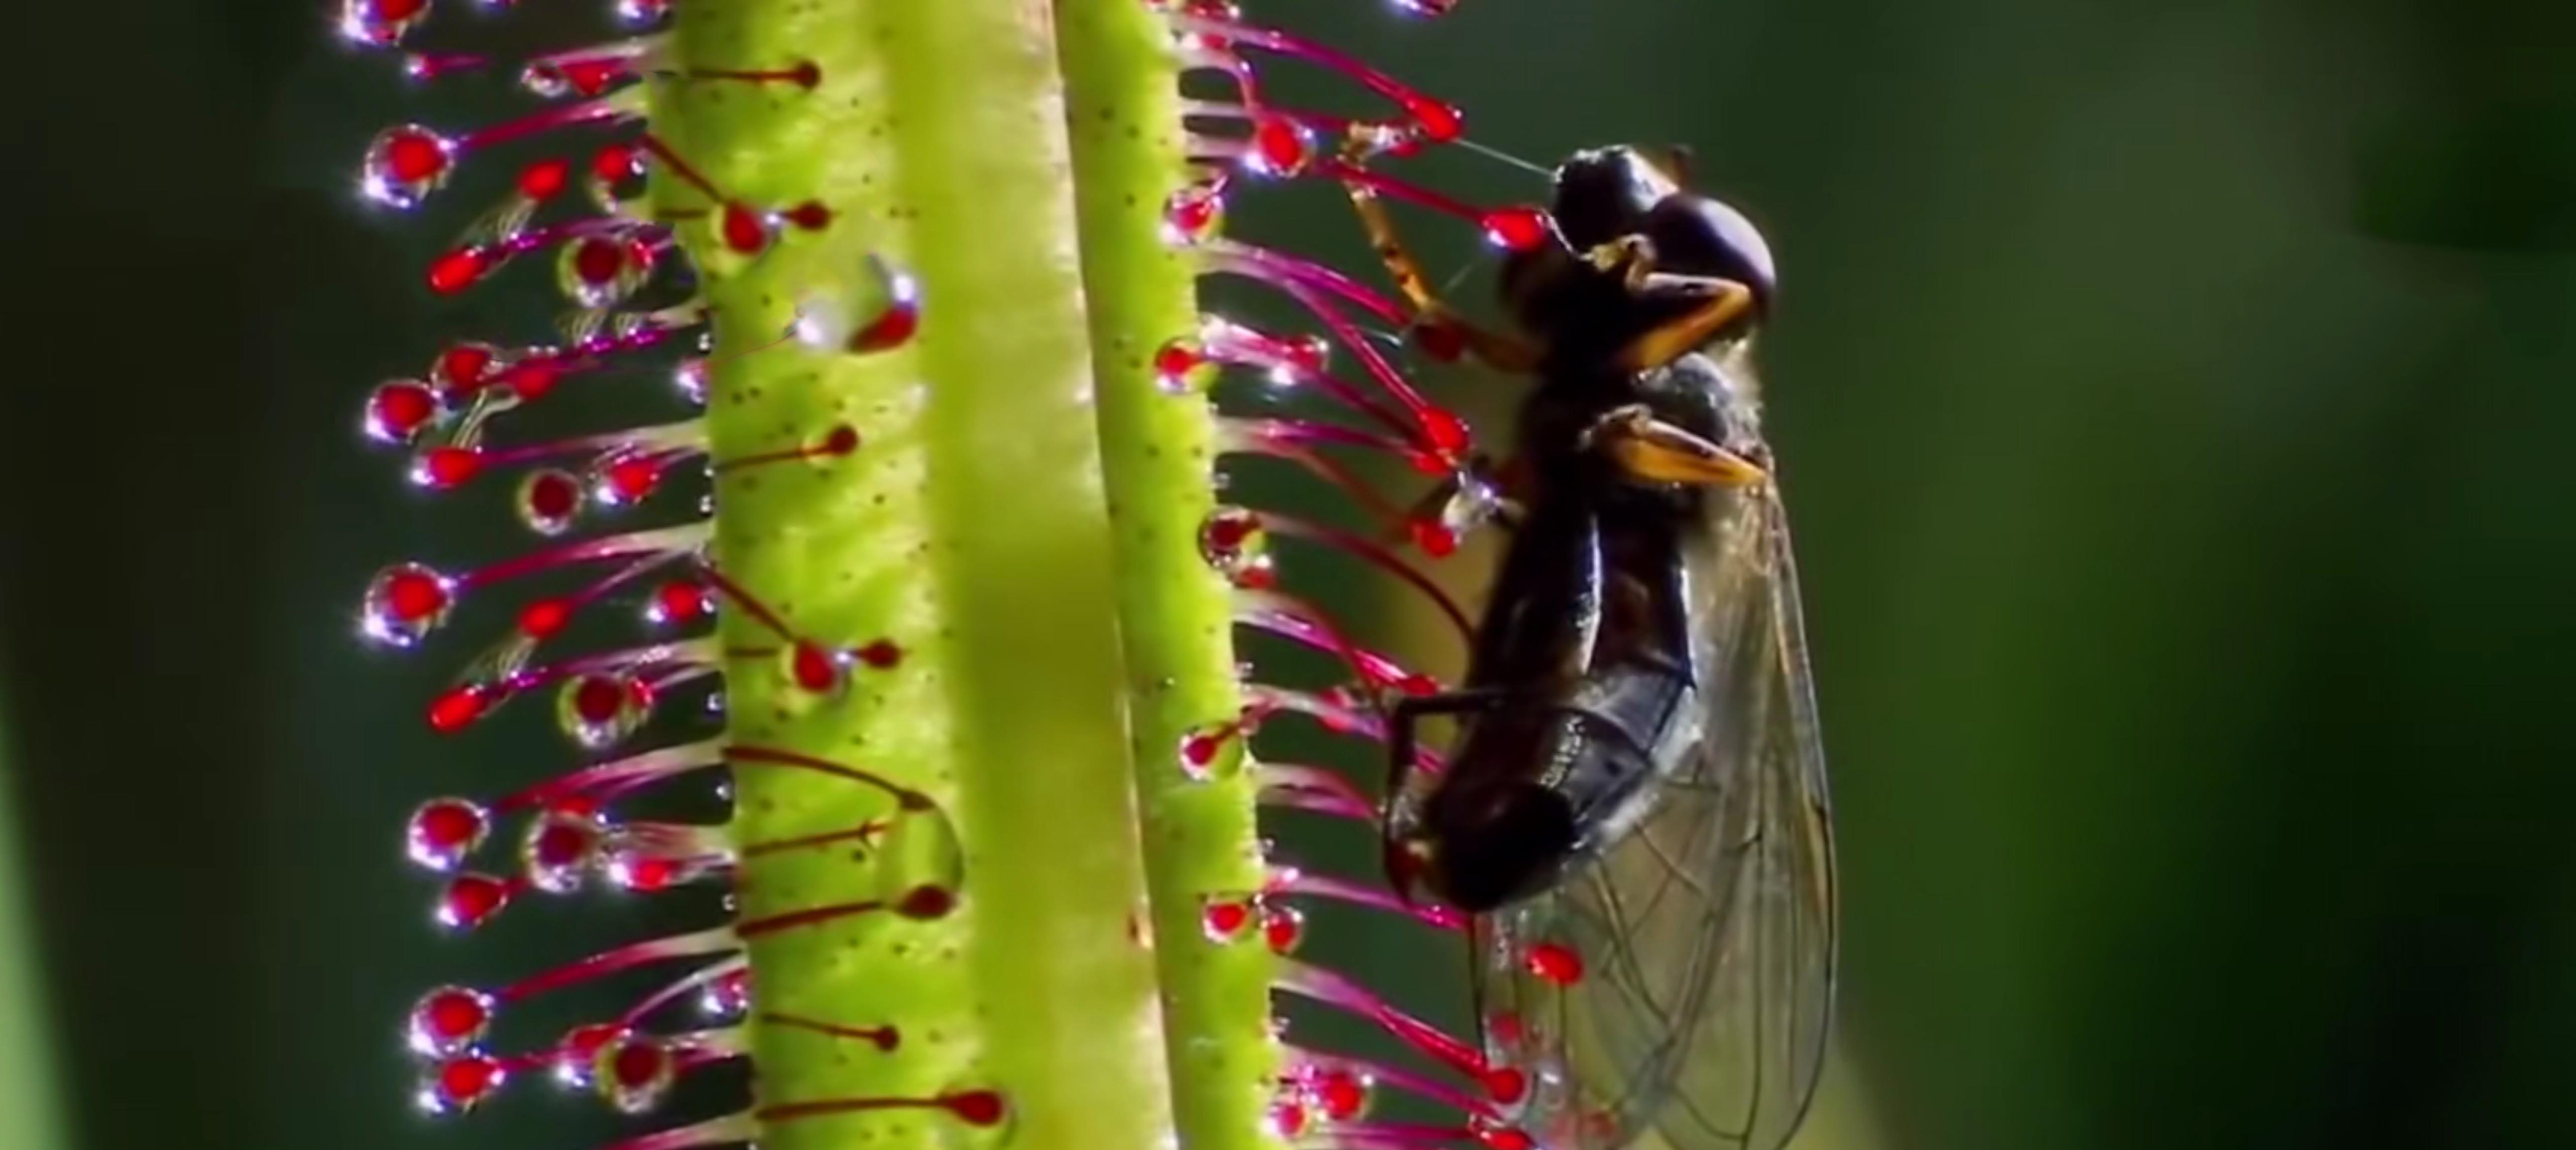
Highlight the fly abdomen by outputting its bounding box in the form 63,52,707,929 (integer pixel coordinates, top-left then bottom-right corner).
1411,658,1698,912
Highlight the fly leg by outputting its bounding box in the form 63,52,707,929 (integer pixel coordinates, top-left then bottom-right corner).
1382,687,1513,901
1337,179,1545,373
1385,688,1513,804
1585,234,1761,373
1335,173,1535,549
1391,449,1529,554
1582,403,1769,487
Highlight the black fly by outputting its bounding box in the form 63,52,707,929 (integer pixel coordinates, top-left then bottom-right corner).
1345,146,1838,1150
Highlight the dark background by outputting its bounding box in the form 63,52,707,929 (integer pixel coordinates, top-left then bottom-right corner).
6,0,2576,1147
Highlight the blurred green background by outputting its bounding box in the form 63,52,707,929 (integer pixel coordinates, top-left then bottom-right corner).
6,0,2576,1147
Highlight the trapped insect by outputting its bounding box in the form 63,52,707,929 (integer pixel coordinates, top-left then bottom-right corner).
1363,145,1838,1150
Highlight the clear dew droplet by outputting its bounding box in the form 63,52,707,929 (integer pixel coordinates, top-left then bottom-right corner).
1438,471,1507,544
872,806,964,909
671,359,710,405
699,968,751,1018
556,673,650,750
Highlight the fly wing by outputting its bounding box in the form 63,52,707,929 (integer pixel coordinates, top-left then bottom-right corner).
1480,481,1837,1150
1656,485,1838,1150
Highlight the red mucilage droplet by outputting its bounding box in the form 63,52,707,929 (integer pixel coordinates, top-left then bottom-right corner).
1525,941,1585,985
340,0,432,47
414,446,484,490
1161,180,1226,245
1249,115,1312,177
552,1023,625,1090
435,872,516,930
596,454,664,506
406,797,489,870
517,469,585,534
598,1034,677,1114
557,673,649,749
516,597,572,640
1154,337,1210,394
420,1052,507,1115
649,580,709,625
719,202,772,254
364,563,454,647
522,808,604,893
1201,893,1257,942
431,342,500,391
1197,505,1274,588
363,125,456,209
426,246,493,295
855,638,904,669
406,985,496,1057
943,1090,1007,1127
366,381,442,445
789,641,845,695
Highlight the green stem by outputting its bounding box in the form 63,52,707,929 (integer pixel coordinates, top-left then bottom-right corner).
657,4,1156,1149
653,2,1270,1148
1056,7,1286,1150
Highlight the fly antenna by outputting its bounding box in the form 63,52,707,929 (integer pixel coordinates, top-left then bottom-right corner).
1435,255,1479,297
1454,136,1553,180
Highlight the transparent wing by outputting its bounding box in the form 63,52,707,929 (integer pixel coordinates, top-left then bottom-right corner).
1478,481,1837,1150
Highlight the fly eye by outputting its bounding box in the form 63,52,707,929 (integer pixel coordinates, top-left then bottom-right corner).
1550,148,1663,253
1645,193,1777,313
